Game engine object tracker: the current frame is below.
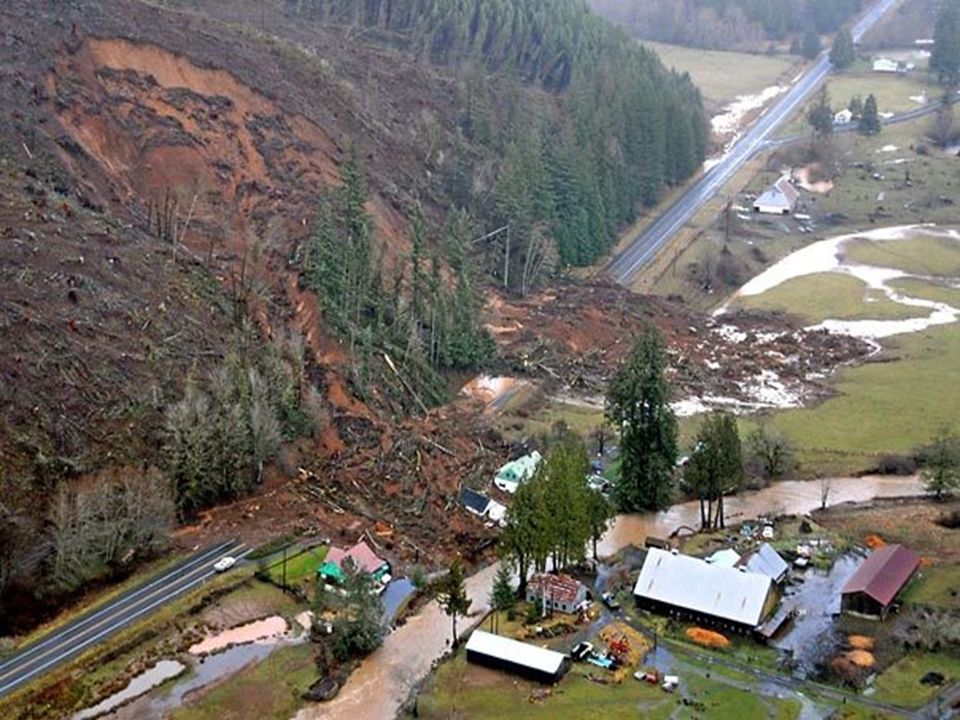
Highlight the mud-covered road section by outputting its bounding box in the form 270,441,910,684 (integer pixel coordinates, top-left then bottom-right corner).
489,280,873,410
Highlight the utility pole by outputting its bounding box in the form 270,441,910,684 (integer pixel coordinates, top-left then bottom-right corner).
471,225,510,290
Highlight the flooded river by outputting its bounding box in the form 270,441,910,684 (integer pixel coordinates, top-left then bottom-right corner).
598,475,922,557
294,563,501,720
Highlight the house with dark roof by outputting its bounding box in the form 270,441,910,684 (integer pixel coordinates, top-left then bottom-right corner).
525,573,589,614
633,548,777,634
737,543,790,585
458,486,507,527
753,176,799,215
841,544,919,619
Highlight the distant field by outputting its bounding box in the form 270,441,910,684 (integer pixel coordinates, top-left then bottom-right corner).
642,41,797,106
767,322,960,465
843,235,960,276
889,277,960,307
732,272,926,324
826,61,938,114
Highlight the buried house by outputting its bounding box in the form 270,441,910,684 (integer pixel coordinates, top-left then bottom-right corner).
841,544,920,619
465,629,570,684
633,549,777,634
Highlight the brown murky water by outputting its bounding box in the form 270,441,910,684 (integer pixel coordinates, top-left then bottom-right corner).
295,475,923,720
294,563,501,720
597,475,923,557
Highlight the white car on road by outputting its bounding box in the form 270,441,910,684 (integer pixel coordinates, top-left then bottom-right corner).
213,556,237,572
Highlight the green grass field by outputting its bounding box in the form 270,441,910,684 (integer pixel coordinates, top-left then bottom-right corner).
732,272,925,323
826,66,938,114
642,42,797,106
872,652,960,708
414,652,801,720
889,277,960,307
169,643,316,720
767,323,960,467
843,235,960,277
903,563,960,610
265,545,327,586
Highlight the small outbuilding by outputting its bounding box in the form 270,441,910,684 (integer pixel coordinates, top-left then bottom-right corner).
525,573,589,614
834,108,854,125
841,544,920,619
465,630,570,684
737,543,790,585
872,57,902,73
458,486,507,526
753,177,799,215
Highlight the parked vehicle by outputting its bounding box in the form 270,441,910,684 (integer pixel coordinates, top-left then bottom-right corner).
601,591,621,611
571,642,594,661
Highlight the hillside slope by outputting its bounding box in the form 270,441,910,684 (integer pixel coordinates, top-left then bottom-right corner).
0,0,708,627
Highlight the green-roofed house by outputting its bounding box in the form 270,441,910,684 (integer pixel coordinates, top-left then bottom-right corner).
493,450,542,494
317,540,391,587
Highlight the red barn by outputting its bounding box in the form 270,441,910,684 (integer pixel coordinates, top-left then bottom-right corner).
841,544,920,619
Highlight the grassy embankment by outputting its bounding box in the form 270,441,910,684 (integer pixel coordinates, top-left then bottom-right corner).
413,652,802,720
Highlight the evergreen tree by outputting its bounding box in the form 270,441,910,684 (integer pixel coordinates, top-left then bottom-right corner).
790,36,803,55
920,428,960,501
586,487,614,561
499,472,539,595
606,326,678,511
802,29,822,59
440,559,471,647
807,86,834,136
859,93,881,135
490,563,516,613
932,0,960,85
848,95,864,117
329,558,386,662
685,411,744,530
829,28,856,69
540,440,592,570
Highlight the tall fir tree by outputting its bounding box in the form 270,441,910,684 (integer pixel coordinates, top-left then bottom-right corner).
859,94,881,135
606,326,678,511
685,411,744,530
829,28,856,69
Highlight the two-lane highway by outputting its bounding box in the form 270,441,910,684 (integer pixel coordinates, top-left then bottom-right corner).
0,539,250,699
607,0,903,285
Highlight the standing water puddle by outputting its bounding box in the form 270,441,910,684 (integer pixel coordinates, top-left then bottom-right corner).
188,615,287,655
86,617,300,720
72,660,185,720
773,554,864,678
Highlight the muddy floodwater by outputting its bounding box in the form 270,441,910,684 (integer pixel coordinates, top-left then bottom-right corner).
598,475,923,557
773,553,864,678
294,563,501,720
